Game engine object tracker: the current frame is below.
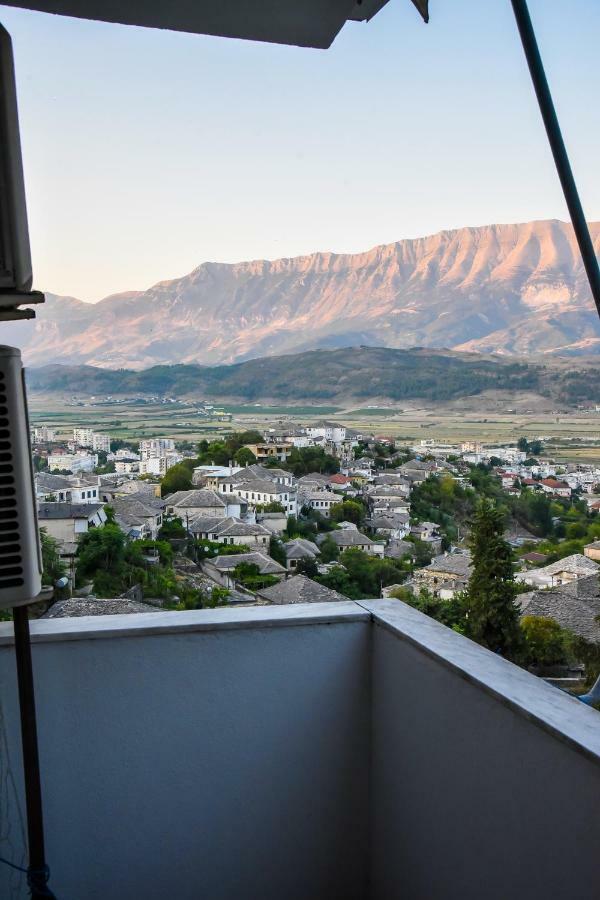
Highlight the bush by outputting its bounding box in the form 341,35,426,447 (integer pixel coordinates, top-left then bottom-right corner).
520,616,569,666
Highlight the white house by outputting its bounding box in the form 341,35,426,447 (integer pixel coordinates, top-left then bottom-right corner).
516,554,599,589
37,502,107,544
190,516,272,549
301,491,338,518
327,529,385,558
47,452,98,473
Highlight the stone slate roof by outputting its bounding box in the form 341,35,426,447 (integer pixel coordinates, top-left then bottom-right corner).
189,516,270,538
329,530,374,547
235,478,291,495
35,472,71,491
207,552,286,575
538,554,599,578
117,491,164,509
297,474,330,486
43,598,160,618
188,516,228,534
245,464,291,481
519,574,600,642
302,491,337,502
257,574,347,605
213,518,271,537
425,553,472,577
385,540,416,559
585,541,600,551
169,489,226,509
111,498,162,519
285,538,320,560
37,502,103,520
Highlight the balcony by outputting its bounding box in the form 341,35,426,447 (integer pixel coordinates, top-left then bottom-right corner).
1,599,600,899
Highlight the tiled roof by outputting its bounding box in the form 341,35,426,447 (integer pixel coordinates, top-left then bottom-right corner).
43,598,160,617
170,489,226,508
519,574,600,641
540,554,599,577
207,552,286,575
329,530,373,547
257,574,347,605
285,538,320,559
425,553,472,577
38,502,103,520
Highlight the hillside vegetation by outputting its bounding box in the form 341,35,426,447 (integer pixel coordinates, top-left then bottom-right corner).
25,347,600,406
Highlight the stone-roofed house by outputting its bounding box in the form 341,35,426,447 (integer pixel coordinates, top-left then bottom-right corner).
584,541,600,563
110,496,165,540
385,539,416,560
300,491,338,518
165,489,230,519
218,473,297,516
190,516,272,549
409,521,443,553
284,538,320,571
519,574,600,643
35,472,101,505
37,502,107,544
369,513,410,540
328,529,385,558
412,552,472,600
243,464,294,486
43,597,161,618
202,552,287,589
516,554,600,589
257,574,347,605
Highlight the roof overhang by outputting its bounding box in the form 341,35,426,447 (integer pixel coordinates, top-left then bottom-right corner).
1,0,428,49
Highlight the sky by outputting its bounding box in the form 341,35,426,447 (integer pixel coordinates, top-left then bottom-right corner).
1,0,599,301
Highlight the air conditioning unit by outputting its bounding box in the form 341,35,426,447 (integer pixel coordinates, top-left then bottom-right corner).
0,346,41,607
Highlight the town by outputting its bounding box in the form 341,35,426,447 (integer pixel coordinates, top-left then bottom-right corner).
27,417,600,692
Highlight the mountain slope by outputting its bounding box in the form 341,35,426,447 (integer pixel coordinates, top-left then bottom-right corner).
24,347,600,407
13,220,600,368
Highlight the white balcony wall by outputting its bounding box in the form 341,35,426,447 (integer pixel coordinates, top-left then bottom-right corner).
365,600,600,900
0,605,371,900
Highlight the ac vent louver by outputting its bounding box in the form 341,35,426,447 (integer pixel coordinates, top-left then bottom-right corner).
0,348,41,607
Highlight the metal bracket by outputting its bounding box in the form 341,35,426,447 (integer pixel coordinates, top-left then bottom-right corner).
0,289,45,321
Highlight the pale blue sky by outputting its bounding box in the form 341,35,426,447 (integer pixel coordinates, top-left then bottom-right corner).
1,0,599,301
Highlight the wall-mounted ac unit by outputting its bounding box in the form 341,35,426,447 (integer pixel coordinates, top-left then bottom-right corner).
0,346,41,607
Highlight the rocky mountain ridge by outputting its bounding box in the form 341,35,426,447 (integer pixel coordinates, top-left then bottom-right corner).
12,219,600,368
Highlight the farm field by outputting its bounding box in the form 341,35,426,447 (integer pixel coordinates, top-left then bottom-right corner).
27,394,600,462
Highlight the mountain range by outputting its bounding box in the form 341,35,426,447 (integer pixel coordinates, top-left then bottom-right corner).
12,219,600,368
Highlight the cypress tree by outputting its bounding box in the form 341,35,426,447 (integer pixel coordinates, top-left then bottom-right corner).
463,499,522,659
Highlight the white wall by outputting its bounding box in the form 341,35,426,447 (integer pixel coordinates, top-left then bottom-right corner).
365,600,600,900
0,606,371,900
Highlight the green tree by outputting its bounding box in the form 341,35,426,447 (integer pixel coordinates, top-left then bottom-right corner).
316,565,362,600
76,524,128,595
319,536,339,563
269,536,287,567
330,499,365,525
161,462,193,496
520,616,568,667
40,528,66,587
294,557,318,578
234,447,257,467
159,517,187,540
462,499,521,658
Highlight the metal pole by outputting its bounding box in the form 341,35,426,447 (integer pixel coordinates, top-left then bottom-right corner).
12,605,54,899
510,0,600,319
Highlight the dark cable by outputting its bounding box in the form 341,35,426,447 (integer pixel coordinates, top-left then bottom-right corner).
0,856,57,898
